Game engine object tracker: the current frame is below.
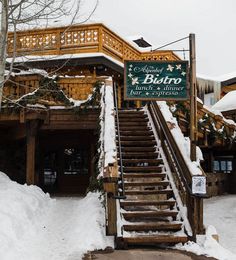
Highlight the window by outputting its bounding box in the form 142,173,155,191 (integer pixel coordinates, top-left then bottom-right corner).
213,159,233,173
64,148,88,175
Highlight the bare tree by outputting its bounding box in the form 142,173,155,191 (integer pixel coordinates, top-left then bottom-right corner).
0,0,98,109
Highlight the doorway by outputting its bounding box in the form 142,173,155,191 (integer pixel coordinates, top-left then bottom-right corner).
39,130,96,194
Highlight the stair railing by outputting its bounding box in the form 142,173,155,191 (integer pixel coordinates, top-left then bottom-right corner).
112,81,126,200
148,101,206,239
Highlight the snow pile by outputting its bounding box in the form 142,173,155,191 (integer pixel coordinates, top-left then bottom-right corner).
103,79,117,167
98,78,117,178
0,171,113,260
211,90,236,112
0,171,52,259
176,226,236,260
157,101,203,175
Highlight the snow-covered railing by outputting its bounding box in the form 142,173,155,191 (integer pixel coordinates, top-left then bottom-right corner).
7,23,179,63
172,100,236,147
99,78,119,236
148,101,205,239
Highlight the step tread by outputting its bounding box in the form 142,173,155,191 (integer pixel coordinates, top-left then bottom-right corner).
125,181,169,187
120,200,176,206
123,222,182,231
120,140,156,146
120,136,155,141
123,166,163,171
123,210,178,219
122,159,162,163
123,173,166,178
125,189,173,195
123,235,188,244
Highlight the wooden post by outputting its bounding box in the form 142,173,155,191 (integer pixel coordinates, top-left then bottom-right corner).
26,120,38,185
189,34,198,161
104,182,118,235
136,100,141,108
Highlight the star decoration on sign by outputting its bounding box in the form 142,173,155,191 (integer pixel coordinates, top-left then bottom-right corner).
146,92,149,96
181,71,186,76
128,73,133,78
176,64,182,70
132,77,139,85
157,87,161,90
167,64,174,72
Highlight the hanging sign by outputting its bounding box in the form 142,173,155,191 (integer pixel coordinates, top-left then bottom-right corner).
124,60,189,100
192,176,206,194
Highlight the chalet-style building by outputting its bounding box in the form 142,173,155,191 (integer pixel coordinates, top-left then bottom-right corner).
0,23,235,247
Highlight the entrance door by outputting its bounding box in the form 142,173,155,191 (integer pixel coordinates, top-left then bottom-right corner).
42,147,90,194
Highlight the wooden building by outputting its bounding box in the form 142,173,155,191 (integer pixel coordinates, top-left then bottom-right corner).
1,23,236,245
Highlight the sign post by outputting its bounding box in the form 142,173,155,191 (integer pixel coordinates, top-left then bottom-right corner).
124,60,189,101
189,34,197,162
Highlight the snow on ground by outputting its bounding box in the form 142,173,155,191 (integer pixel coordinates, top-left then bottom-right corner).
176,195,236,260
0,172,113,260
204,195,236,254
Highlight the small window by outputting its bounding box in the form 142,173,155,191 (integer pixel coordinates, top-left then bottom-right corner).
213,159,233,173
213,161,220,171
64,148,88,175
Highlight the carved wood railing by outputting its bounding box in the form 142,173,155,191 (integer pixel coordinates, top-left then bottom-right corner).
7,23,179,63
3,75,97,102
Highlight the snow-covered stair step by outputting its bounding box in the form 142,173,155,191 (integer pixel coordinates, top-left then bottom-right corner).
124,180,169,187
123,172,166,179
119,152,159,159
119,140,157,146
122,234,188,245
123,221,183,232
119,130,154,136
123,166,163,173
122,159,163,165
123,210,178,221
125,189,173,196
120,200,175,208
120,135,155,141
121,146,156,152
117,121,148,126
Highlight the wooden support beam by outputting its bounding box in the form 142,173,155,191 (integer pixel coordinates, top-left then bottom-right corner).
26,120,39,185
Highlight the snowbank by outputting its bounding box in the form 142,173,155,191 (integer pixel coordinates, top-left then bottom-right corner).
176,226,236,260
0,172,52,259
0,172,113,260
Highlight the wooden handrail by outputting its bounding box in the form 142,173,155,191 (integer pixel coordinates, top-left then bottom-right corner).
7,23,179,62
148,101,205,238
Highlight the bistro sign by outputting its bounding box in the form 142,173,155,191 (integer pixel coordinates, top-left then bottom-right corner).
124,60,189,100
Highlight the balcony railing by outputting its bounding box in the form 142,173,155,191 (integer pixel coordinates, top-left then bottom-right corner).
7,23,179,63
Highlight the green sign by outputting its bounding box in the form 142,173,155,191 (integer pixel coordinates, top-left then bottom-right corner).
124,60,189,100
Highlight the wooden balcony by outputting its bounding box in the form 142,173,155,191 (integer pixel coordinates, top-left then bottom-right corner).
7,23,179,63
3,74,97,102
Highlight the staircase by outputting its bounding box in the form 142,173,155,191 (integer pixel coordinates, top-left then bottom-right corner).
116,109,188,247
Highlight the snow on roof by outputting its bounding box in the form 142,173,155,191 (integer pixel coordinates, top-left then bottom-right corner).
7,52,124,68
214,71,236,82
211,90,236,112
